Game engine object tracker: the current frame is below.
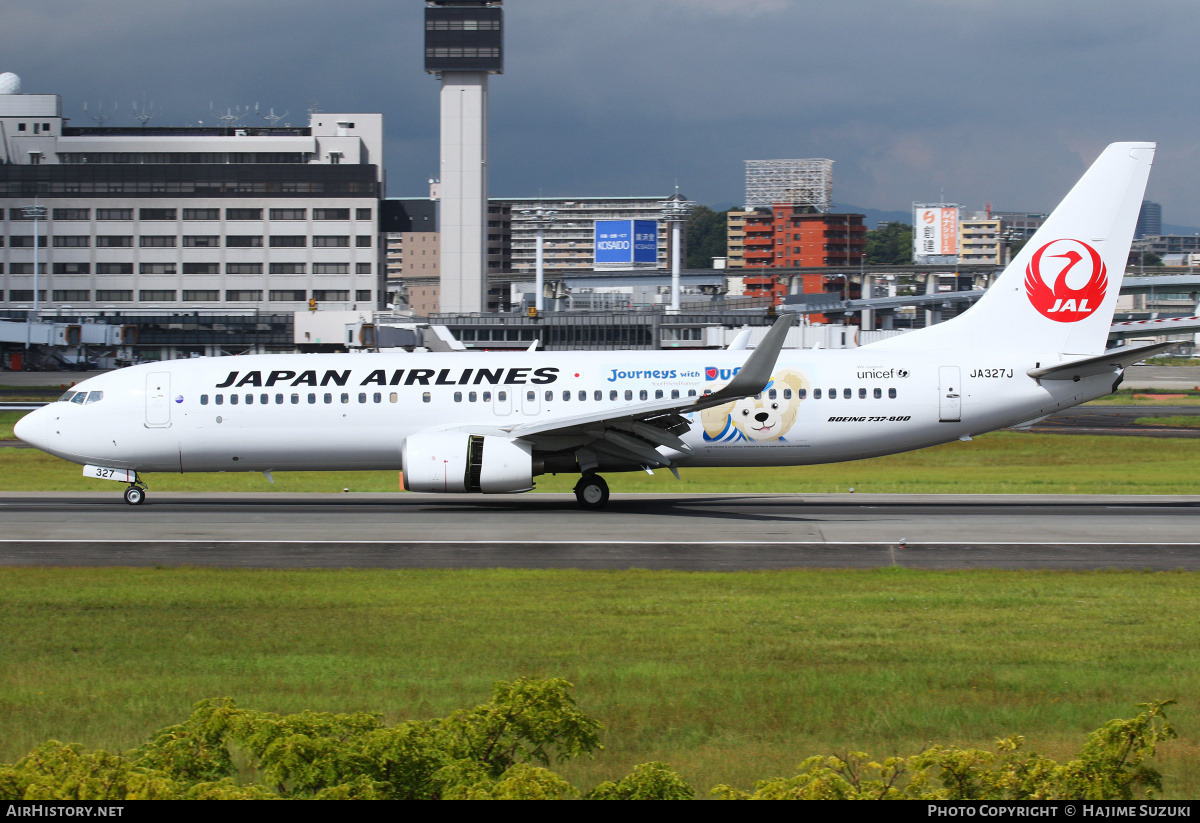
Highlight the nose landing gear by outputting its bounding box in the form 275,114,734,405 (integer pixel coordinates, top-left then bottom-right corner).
123,482,147,506
573,473,609,510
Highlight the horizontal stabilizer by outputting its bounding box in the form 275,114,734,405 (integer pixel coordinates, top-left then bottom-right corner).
1027,341,1176,381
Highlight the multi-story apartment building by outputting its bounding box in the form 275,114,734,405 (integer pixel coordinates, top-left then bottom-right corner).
498,196,678,277
731,205,865,307
958,215,1002,264
741,206,865,269
1,86,384,314
1132,235,1200,257
725,210,750,268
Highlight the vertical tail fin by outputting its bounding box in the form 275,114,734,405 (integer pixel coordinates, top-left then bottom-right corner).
870,142,1155,355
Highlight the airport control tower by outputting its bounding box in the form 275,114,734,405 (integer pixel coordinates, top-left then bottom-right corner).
426,0,503,313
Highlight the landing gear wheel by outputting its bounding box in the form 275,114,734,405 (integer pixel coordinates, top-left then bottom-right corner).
574,474,609,510
123,485,146,506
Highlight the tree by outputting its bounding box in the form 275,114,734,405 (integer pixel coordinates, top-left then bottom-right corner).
0,690,1177,801
686,206,730,268
865,222,913,265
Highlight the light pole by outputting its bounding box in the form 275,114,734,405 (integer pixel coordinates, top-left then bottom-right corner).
516,208,557,313
23,204,47,353
661,193,695,314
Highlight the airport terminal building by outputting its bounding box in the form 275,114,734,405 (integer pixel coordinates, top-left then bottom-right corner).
0,87,385,316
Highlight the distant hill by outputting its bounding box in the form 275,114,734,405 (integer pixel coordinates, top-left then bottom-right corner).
1162,223,1200,237
700,202,913,228
834,203,912,229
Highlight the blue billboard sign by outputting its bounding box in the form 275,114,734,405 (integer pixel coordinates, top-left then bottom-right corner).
595,219,658,268
633,220,658,265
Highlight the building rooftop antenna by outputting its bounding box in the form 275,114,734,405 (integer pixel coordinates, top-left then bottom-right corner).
82,101,116,127
261,106,289,128
211,102,254,128
130,96,160,127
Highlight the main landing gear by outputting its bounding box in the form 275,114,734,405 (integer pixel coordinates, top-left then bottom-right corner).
573,473,609,510
123,481,147,506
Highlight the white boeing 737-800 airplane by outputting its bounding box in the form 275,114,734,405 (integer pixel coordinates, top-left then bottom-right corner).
16,143,1164,509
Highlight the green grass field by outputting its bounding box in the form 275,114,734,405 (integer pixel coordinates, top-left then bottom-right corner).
1087,390,1200,406
0,567,1195,796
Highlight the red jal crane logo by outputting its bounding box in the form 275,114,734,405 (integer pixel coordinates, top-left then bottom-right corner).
1023,239,1108,323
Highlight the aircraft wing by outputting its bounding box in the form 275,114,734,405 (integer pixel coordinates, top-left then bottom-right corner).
1027,341,1177,381
494,313,796,468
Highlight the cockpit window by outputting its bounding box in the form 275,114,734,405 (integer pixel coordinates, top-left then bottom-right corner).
70,393,86,405
85,391,103,404
59,391,77,402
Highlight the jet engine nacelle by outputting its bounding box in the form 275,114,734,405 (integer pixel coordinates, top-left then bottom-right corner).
401,431,534,494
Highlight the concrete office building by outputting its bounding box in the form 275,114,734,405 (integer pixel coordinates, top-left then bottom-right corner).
0,79,385,314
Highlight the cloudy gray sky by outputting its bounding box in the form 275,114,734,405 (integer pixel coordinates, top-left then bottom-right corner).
7,0,1200,225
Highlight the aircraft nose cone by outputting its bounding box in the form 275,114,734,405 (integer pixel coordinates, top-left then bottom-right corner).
13,407,49,451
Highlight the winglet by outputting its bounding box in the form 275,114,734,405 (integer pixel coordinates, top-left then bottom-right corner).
693,313,794,409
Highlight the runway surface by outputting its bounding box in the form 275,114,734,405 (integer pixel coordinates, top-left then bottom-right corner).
2,492,1198,570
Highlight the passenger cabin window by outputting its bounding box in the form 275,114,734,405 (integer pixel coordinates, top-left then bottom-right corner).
216,395,224,406
483,392,492,402
844,388,852,399
640,390,648,400
200,395,209,406
784,389,793,400
423,392,431,403
324,393,332,404
563,390,571,401
625,390,633,401
814,389,822,399
390,393,398,404
889,388,898,399
859,388,867,399
768,389,777,400
579,390,586,401
230,395,239,406
470,392,478,403
610,390,617,400
874,388,882,399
